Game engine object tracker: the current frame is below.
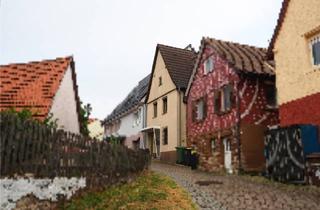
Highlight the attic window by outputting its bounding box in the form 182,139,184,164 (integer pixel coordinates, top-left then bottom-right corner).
310,34,320,67
204,57,214,75
159,77,162,86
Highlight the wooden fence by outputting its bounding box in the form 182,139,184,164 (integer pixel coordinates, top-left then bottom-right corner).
0,113,150,178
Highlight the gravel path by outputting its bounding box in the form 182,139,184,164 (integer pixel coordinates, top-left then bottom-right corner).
151,161,320,210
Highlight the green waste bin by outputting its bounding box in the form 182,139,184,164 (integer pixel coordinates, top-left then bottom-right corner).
176,147,185,164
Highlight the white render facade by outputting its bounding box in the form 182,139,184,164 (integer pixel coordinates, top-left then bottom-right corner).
103,74,150,149
104,102,147,149
49,65,80,134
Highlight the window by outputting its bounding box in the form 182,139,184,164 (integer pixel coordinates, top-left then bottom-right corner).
133,109,142,127
162,97,168,114
153,102,157,118
204,57,214,75
162,127,168,145
214,84,234,114
265,84,277,107
211,138,216,155
159,77,163,86
192,96,207,121
310,34,320,66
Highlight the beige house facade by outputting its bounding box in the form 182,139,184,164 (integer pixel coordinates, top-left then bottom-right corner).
143,44,196,163
267,0,320,126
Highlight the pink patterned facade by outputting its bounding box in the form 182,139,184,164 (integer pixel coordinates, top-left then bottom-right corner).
186,40,279,173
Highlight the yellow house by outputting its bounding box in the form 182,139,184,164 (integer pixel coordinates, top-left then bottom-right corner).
142,44,196,163
88,118,104,140
267,0,320,126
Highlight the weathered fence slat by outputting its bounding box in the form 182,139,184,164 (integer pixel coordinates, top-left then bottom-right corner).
0,113,150,180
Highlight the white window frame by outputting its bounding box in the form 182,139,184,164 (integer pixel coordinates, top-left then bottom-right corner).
204,57,214,75
309,33,320,68
196,99,204,120
220,86,232,112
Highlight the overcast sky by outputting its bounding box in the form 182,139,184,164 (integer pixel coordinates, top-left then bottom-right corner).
0,0,282,119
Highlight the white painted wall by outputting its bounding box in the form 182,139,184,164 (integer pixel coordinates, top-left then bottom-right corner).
0,177,86,210
49,65,80,134
118,105,145,137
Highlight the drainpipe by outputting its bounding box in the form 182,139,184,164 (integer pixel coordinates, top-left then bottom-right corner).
142,103,147,149
236,80,242,172
177,88,181,147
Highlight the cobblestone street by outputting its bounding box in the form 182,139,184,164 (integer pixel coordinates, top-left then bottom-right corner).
151,162,320,210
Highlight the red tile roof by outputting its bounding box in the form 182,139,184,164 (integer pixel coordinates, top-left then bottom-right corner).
0,56,78,120
267,0,290,59
205,38,274,75
186,37,274,96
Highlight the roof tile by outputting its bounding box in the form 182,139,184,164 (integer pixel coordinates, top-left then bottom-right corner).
205,38,274,75
0,56,73,120
158,44,197,89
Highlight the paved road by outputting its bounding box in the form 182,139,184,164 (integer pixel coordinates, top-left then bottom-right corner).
151,162,320,210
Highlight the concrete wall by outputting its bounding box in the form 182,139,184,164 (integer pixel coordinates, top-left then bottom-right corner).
273,0,320,105
49,66,80,134
147,52,185,158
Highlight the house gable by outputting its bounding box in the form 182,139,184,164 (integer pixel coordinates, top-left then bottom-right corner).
186,38,278,139
270,0,320,105
147,50,177,104
49,65,80,134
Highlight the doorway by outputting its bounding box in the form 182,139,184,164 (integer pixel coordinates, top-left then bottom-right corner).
223,138,232,173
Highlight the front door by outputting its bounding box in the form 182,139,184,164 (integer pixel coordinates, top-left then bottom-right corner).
223,138,232,173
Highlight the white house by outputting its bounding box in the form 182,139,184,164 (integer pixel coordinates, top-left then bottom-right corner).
0,56,81,134
103,75,150,149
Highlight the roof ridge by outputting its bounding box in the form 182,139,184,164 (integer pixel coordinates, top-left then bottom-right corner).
205,37,267,51
157,44,196,53
0,56,73,67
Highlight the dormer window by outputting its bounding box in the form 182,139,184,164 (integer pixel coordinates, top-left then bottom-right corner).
310,34,320,67
204,57,214,75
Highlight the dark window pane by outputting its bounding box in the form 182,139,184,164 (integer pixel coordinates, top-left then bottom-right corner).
153,102,157,118
312,41,320,65
266,85,277,106
162,127,168,145
162,97,167,114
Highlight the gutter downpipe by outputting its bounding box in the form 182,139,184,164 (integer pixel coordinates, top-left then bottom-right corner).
177,87,181,147
236,79,242,173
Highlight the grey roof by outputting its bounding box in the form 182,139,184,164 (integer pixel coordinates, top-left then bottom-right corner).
104,74,150,124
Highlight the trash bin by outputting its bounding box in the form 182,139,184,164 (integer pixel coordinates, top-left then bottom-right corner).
184,148,192,166
190,150,198,170
176,147,184,164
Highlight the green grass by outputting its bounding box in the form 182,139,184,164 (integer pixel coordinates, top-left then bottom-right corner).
60,171,197,210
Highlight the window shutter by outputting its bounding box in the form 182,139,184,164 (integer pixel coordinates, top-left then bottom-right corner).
192,101,197,122
214,91,220,114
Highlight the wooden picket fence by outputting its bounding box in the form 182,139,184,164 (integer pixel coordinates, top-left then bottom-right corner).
0,112,150,178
